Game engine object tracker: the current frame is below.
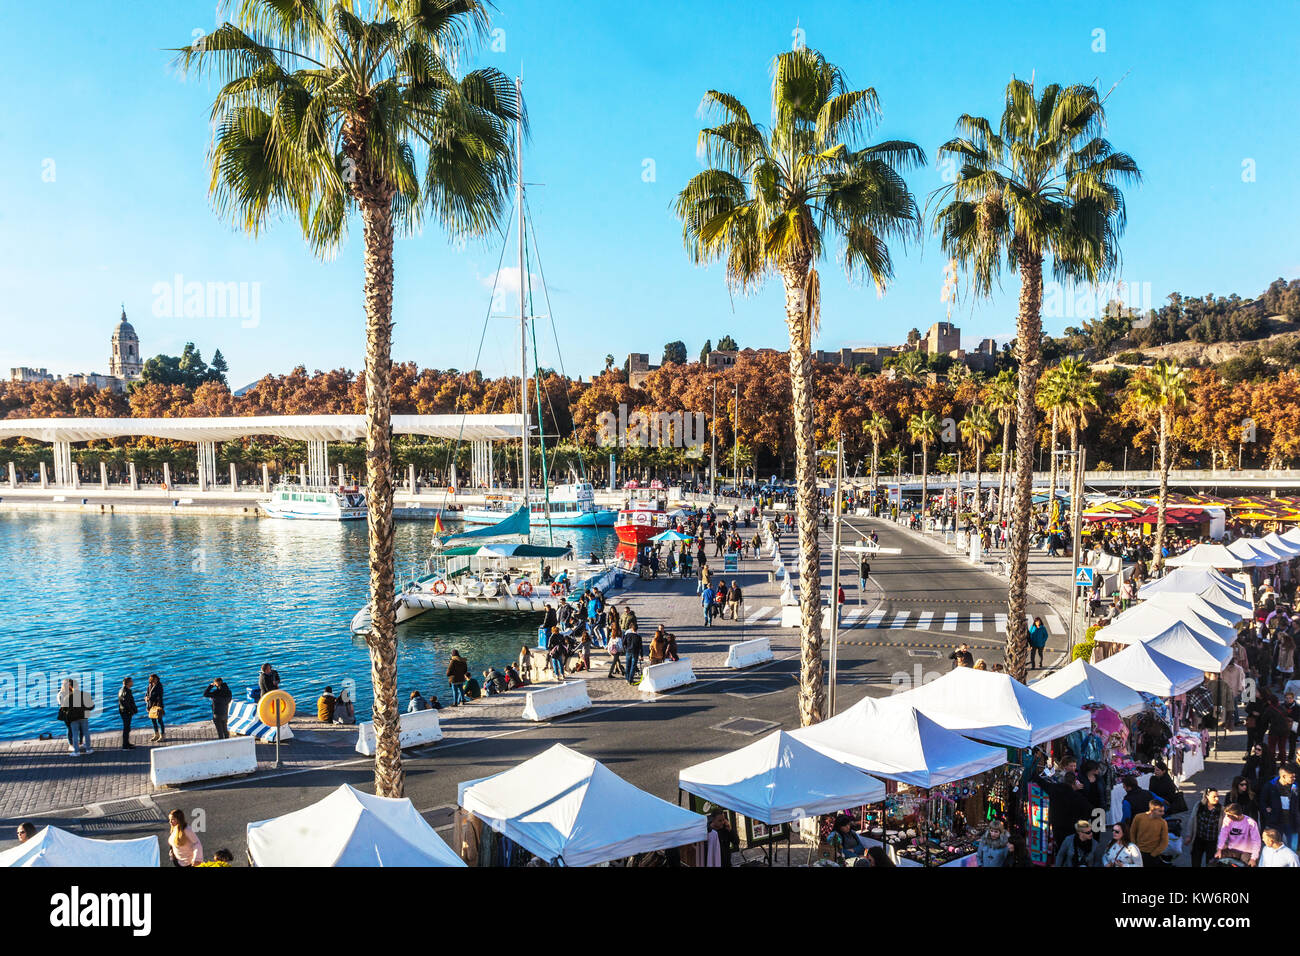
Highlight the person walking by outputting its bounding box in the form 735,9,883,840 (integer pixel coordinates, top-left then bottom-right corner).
1189,788,1224,867
607,629,625,679
1216,803,1262,865
1054,820,1102,867
145,674,166,743
545,628,567,681
446,650,470,705
117,676,138,751
624,626,643,685
1131,799,1170,866
701,581,716,628
728,581,743,623
166,809,204,868
858,557,870,598
1259,764,1300,851
202,677,233,739
58,678,93,756
1028,617,1049,670
1103,821,1143,867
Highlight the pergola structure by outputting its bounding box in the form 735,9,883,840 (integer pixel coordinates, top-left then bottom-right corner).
0,414,522,491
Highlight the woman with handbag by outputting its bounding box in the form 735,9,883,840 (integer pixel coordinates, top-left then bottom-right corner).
56,678,92,756
145,674,166,742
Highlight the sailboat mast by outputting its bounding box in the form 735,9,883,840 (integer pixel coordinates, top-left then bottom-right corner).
516,75,529,503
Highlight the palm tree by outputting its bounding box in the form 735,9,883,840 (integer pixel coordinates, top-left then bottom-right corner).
176,0,522,797
1133,360,1189,571
675,48,924,726
908,410,940,519
932,78,1139,680
886,444,905,490
862,412,891,507
985,369,1017,524
893,350,927,384
960,404,995,518
1053,358,1100,529
1037,365,1065,527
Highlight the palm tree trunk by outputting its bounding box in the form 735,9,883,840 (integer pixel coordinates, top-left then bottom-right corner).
871,438,879,504
974,444,982,520
920,443,929,520
1153,410,1170,572
357,186,404,799
780,263,824,726
954,448,962,526
1068,426,1080,538
997,413,1011,525
1005,245,1044,682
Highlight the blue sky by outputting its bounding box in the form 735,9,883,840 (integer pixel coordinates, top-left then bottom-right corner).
1,0,1297,389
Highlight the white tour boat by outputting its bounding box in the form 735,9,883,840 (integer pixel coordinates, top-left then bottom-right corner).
261,482,366,521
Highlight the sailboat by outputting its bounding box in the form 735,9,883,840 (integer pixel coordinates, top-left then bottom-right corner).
347,77,617,633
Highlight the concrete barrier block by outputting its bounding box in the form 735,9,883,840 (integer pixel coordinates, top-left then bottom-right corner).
726,637,774,669
150,736,257,787
639,657,696,693
355,708,445,755
521,679,592,721
781,604,802,627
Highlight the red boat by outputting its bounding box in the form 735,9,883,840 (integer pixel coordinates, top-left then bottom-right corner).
614,492,673,565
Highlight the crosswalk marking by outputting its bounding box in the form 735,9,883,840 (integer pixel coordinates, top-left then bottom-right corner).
745,606,775,625
943,612,958,631
915,611,933,630
1046,613,1064,634
889,611,910,628
969,612,983,632
865,609,886,628
842,608,865,627
995,613,1007,633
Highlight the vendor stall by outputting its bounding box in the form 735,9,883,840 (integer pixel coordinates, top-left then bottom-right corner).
246,784,464,867
1164,542,1251,569
456,744,705,866
1029,658,1145,717
0,826,159,867
1097,600,1237,647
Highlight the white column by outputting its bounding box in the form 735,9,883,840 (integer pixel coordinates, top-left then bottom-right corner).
408,463,417,494
51,441,72,486
162,461,172,489
196,441,217,491
7,462,15,488
261,463,270,492
128,461,138,490
298,463,308,487
99,461,108,490
229,462,238,490
337,463,345,486
39,461,48,488
306,440,329,487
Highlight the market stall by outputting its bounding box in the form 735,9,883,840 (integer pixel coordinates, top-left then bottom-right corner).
1137,568,1252,618
0,826,159,867
456,744,706,866
1029,658,1145,717
1164,542,1250,569
792,695,1010,866
678,730,886,865
1143,591,1246,629
1095,600,1237,648
245,784,464,867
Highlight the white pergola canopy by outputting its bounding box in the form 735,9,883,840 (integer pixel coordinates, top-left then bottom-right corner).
0,414,524,443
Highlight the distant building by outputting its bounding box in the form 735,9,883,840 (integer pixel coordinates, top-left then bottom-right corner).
64,372,122,390
9,367,54,383
109,307,143,382
923,321,961,356
814,346,899,373
703,349,738,370
627,352,660,388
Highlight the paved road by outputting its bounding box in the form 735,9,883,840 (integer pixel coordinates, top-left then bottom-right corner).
3,514,1069,860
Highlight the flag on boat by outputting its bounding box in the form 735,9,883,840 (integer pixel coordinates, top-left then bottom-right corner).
433,511,445,535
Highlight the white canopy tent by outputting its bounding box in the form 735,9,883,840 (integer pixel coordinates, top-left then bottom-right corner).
1164,543,1250,569
458,744,705,867
1140,621,1232,673
1144,591,1242,629
246,784,465,867
1261,531,1300,559
0,826,159,867
1029,659,1146,717
1227,537,1281,568
791,695,1006,787
678,731,886,824
1281,527,1300,549
1138,568,1251,618
1094,642,1205,698
888,668,1091,748
1096,600,1236,647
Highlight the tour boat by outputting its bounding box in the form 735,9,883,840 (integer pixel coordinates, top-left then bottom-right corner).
261,482,366,521
460,481,617,527
614,491,673,564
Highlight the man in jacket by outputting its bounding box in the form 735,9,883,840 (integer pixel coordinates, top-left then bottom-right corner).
1120,775,1153,822
701,583,715,627
1131,798,1170,866
117,677,138,750
1054,820,1102,868
1259,764,1300,851
203,677,233,739
623,627,643,685
446,650,470,705
258,663,281,695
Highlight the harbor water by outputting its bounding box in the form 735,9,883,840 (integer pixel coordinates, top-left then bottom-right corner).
0,510,615,741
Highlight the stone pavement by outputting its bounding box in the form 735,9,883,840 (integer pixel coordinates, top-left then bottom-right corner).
0,544,799,820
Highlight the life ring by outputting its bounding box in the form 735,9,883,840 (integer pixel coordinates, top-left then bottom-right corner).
448,486,457,495
517,581,533,596
432,579,448,595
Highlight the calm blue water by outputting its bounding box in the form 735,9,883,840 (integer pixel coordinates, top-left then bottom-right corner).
0,511,614,740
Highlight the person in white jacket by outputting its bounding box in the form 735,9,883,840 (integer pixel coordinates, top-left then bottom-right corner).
1260,828,1300,867
1103,821,1143,867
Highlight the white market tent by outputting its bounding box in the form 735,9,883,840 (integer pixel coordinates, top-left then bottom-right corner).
1138,568,1251,618
791,695,1006,787
1144,591,1242,629
1141,621,1232,673
1164,543,1251,569
1281,527,1300,549
1096,600,1236,647
1094,642,1205,698
246,784,465,867
457,744,705,867
888,668,1090,748
1227,537,1281,568
1261,531,1300,559
0,826,159,867
1029,659,1146,717
678,731,886,824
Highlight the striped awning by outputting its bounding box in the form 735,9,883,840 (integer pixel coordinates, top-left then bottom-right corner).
0,414,524,443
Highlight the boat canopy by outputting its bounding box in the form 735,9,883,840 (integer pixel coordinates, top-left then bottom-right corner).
440,542,570,559
439,506,530,544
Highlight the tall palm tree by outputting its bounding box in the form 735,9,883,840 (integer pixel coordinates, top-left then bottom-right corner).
1133,360,1189,571
1037,365,1065,526
863,411,891,507
893,350,927,384
1053,357,1100,528
932,78,1139,680
176,0,522,797
960,404,995,518
675,48,924,726
886,444,905,490
908,410,940,519
985,368,1017,524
